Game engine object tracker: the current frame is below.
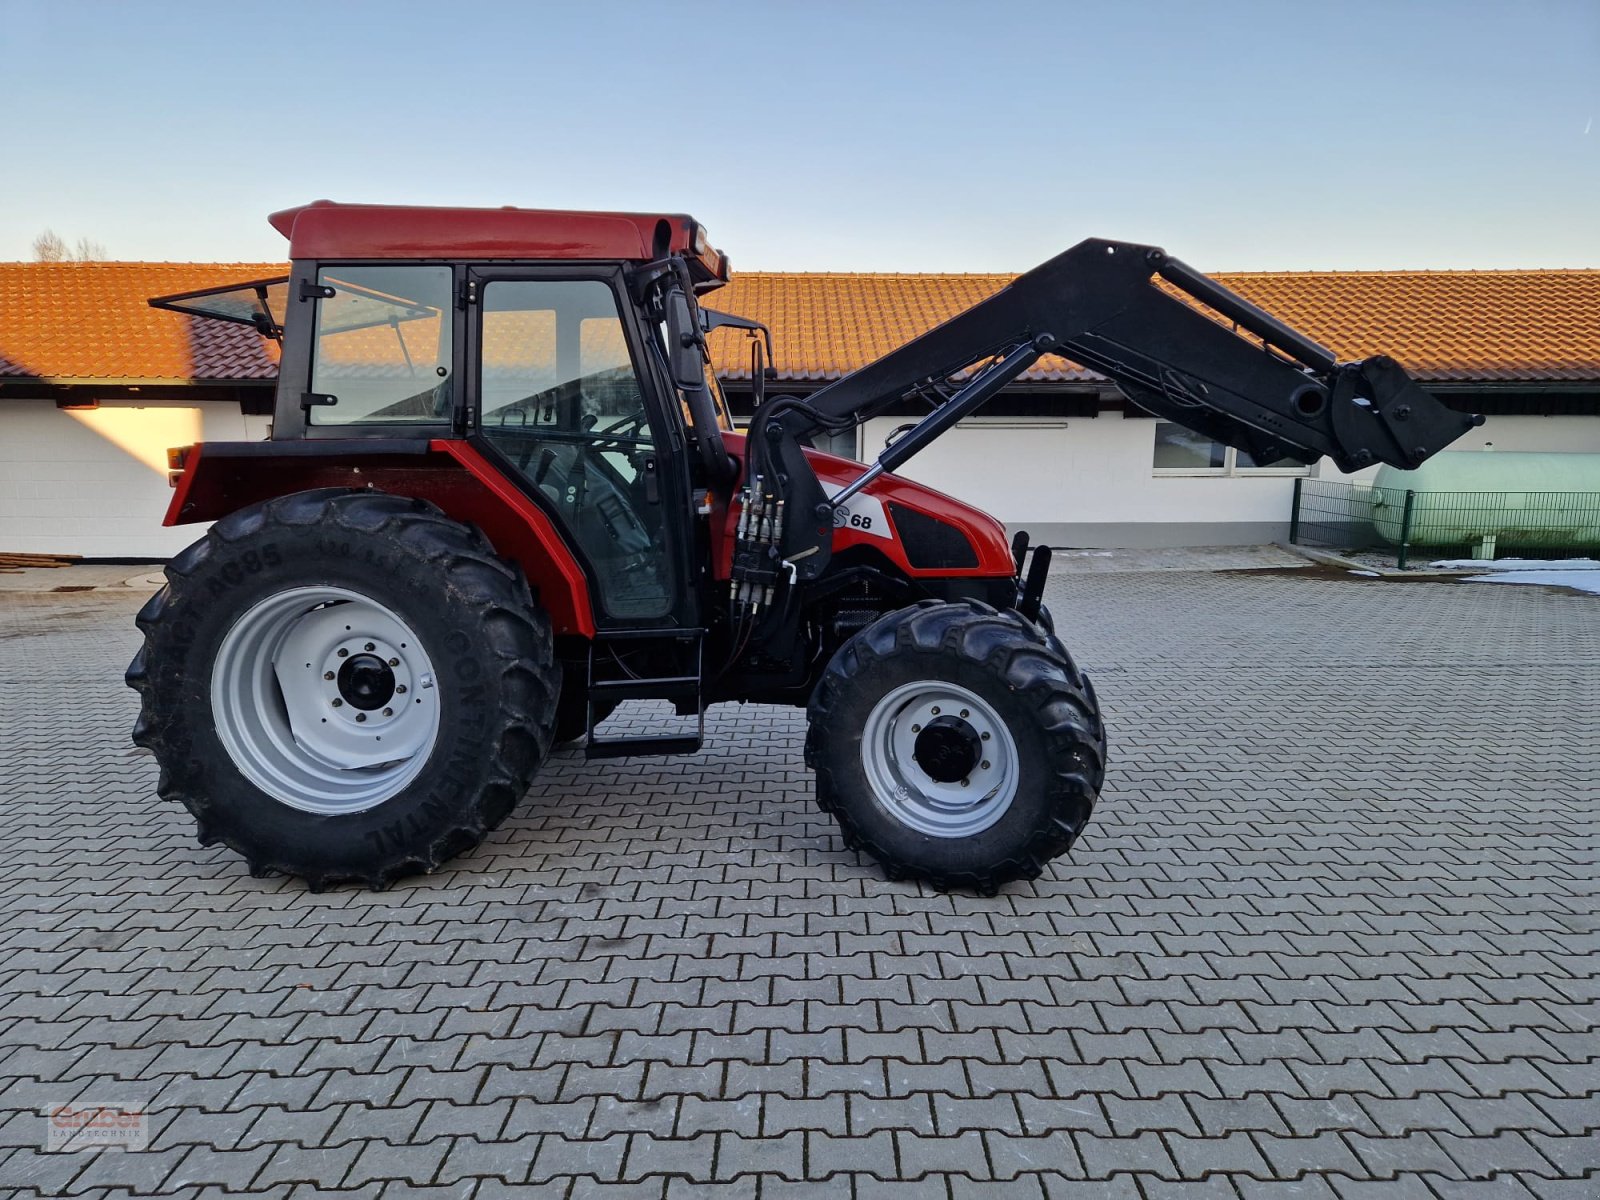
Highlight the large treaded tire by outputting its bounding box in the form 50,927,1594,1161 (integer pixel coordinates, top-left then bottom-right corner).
806,599,1106,894
125,488,560,889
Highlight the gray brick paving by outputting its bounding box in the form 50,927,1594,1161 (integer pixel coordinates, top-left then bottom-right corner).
1,567,1597,1197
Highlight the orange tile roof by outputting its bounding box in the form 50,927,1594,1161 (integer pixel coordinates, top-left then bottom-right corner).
0,262,283,383
2,260,1596,387
708,269,1600,385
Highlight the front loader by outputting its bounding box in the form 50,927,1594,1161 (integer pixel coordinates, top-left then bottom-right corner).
128,201,1480,892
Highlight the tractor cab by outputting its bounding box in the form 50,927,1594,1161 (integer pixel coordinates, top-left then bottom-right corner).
156,202,744,641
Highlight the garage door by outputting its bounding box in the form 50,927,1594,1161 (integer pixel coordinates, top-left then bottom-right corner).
0,399,266,559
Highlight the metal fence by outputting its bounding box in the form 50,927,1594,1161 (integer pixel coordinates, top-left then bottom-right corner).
1290,478,1600,569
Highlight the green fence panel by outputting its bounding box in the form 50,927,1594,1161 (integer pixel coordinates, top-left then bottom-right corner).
1288,479,1600,568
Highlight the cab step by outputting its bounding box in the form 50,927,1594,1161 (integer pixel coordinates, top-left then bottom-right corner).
584,630,704,760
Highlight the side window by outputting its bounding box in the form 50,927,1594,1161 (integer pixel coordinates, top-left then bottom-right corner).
478,279,670,621
309,265,453,425
481,280,646,435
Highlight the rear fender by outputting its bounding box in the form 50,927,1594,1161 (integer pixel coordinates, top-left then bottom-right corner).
166,440,595,636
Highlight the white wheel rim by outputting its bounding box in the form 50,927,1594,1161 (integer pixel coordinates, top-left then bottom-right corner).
210,586,442,815
860,680,1019,839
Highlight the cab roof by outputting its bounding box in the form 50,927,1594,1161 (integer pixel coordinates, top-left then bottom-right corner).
268,200,729,290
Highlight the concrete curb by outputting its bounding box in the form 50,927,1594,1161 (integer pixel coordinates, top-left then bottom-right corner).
1272,542,1477,579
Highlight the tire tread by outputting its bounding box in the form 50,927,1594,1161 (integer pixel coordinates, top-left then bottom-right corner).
126,488,559,889
807,599,1106,895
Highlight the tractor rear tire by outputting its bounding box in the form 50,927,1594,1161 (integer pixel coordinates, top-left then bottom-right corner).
126,488,560,889
806,599,1105,894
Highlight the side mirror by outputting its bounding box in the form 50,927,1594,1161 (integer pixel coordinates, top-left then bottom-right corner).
699,306,776,411
664,289,705,390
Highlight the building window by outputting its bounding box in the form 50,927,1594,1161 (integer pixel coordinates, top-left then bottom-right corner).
1152,421,1309,476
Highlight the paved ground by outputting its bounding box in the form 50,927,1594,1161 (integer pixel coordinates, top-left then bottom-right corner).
0,562,1595,1198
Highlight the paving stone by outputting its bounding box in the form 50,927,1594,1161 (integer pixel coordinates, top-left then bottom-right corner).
2,571,1595,1199
894,1130,991,1179
1327,1173,1448,1200
1164,1129,1274,1178
431,1135,538,1185
256,1141,364,1188
1344,1131,1471,1179
619,1132,717,1182
1072,1131,1179,1180
714,1132,804,1180
982,1131,1078,1178
1040,1174,1144,1200
1252,1131,1369,1178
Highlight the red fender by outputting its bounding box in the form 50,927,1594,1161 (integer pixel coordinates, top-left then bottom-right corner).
166,440,595,636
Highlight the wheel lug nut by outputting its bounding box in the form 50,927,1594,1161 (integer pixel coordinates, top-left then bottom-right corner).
323,671,335,681
960,708,969,718
931,706,941,715
331,698,343,708
355,712,367,723
981,760,990,770
396,685,407,695
365,642,376,652
383,707,393,717
960,778,970,787
981,732,991,741
911,723,921,733
389,658,399,667
337,648,349,658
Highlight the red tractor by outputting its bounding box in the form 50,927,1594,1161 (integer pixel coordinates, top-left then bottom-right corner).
129,202,1479,892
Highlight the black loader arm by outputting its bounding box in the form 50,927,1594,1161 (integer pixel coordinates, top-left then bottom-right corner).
741,238,1482,586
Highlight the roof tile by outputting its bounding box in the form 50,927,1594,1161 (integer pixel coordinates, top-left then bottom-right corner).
2,261,1595,387
0,262,282,383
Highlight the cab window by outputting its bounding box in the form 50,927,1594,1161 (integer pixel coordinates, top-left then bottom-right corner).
477,278,670,620
308,265,453,425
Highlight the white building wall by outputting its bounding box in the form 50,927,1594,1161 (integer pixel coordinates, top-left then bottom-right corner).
0,399,269,559
861,414,1297,546
1317,414,1600,485
862,412,1600,548
5,400,1596,559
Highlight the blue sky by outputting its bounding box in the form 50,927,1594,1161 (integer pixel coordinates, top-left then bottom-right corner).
1,0,1595,271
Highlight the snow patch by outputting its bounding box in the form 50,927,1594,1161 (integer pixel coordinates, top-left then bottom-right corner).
1462,571,1600,596
1431,557,1600,571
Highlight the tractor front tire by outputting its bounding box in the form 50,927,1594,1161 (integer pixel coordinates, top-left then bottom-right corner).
806,600,1105,894
126,489,560,889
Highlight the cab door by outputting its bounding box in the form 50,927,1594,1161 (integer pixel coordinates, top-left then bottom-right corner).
466,268,697,629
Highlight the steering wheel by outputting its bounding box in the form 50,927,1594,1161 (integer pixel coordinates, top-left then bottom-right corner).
591,410,650,442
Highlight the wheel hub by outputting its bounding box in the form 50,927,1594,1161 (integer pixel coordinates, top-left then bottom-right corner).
912,715,982,783
210,587,441,816
337,653,395,710
859,680,1019,839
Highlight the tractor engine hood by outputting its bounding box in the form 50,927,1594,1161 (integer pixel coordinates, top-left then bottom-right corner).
716,432,1015,581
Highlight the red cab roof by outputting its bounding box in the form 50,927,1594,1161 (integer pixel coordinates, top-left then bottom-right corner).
267,200,729,288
